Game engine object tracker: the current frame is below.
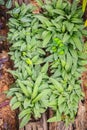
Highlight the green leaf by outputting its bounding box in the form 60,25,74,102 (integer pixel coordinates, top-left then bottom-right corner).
71,0,78,14
9,87,20,92
69,49,78,59
71,18,83,24
12,8,20,17
38,48,45,55
49,78,63,93
59,103,66,114
60,55,66,67
78,52,87,59
48,100,57,107
25,65,32,76
9,18,18,25
51,20,61,30
56,110,61,121
82,30,87,36
53,9,65,16
32,89,50,103
65,52,72,71
20,5,32,16
56,0,63,9
24,99,31,109
67,85,73,91
63,33,70,43
10,96,17,106
32,55,39,63
44,5,53,14
32,74,42,99
35,15,52,27
11,102,21,110
20,17,31,23
11,41,23,48
17,80,29,97
58,95,65,105
47,116,57,122
78,60,87,66
71,58,77,74
0,0,5,5
44,55,54,62
26,86,32,96
20,114,30,128
15,92,24,101
72,36,82,51
6,0,12,9
65,21,74,32
41,62,48,74
15,1,19,8
43,32,52,47
19,109,31,119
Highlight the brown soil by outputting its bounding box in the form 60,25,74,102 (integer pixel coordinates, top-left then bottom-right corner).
0,7,19,130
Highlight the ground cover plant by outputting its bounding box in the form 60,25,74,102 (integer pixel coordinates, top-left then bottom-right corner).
7,0,87,128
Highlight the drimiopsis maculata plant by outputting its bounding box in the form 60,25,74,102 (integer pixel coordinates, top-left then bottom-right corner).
7,0,87,128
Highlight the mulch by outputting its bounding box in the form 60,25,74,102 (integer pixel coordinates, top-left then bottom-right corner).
0,7,19,130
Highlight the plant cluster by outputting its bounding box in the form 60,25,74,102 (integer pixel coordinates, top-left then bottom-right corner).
7,0,87,128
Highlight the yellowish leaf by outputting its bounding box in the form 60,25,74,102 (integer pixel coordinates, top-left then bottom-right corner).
82,0,87,12
85,20,87,27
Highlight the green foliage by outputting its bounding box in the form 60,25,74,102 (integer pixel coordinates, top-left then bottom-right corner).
0,0,12,8
7,0,87,128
